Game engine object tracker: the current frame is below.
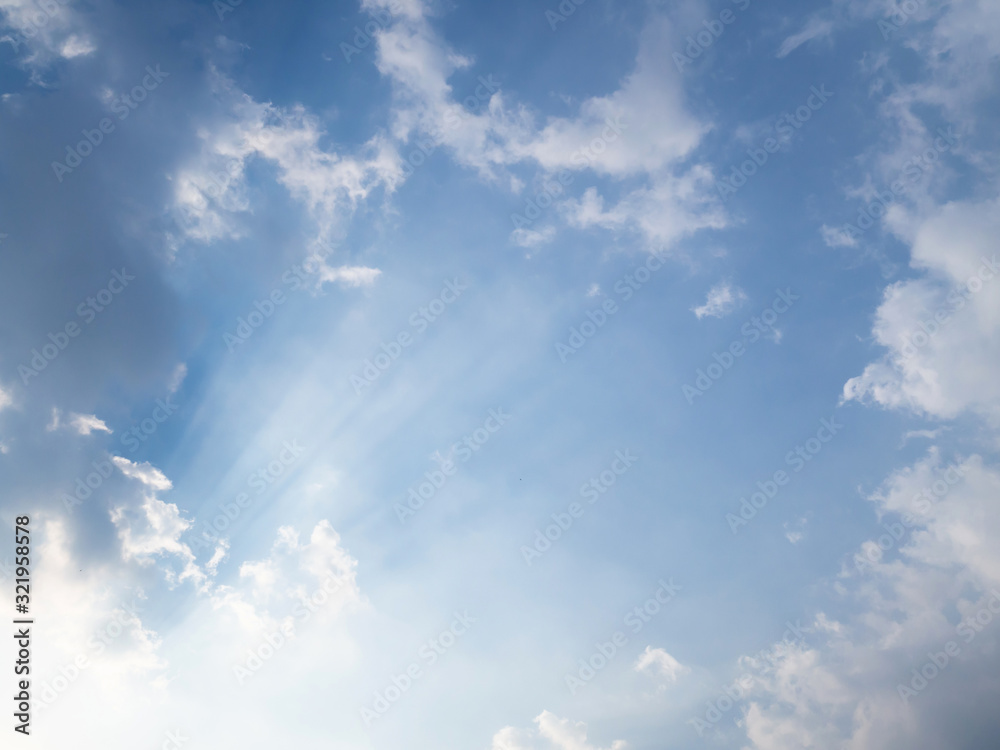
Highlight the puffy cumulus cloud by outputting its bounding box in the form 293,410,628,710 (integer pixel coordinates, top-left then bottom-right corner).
730,451,1000,750
111,497,207,591
112,495,194,570
811,9,1000,725
0,510,365,747
507,17,706,178
363,0,724,250
860,449,1000,596
171,69,401,286
489,711,627,750
692,281,748,319
843,198,1000,421
634,646,689,684
108,456,211,592
209,520,363,639
0,515,169,722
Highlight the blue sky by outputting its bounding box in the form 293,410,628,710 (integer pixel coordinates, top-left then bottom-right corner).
1,0,1000,748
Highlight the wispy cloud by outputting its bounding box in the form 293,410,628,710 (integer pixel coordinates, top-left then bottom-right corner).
692,281,748,319
777,17,834,58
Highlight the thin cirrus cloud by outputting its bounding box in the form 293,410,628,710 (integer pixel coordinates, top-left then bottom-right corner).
776,16,834,58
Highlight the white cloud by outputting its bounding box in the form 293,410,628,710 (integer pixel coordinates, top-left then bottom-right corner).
0,505,365,748
843,198,1000,422
303,255,382,289
45,409,111,435
167,363,188,394
634,646,689,683
59,33,94,58
511,226,556,249
108,458,204,589
563,166,726,248
0,516,170,716
0,0,96,71
692,281,748,319
209,520,363,639
506,17,706,178
69,412,112,435
489,711,627,750
363,1,724,250
112,456,173,491
172,71,404,278
900,428,947,446
784,518,807,545
777,17,834,58
734,450,1000,749
821,223,859,248
111,494,204,587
